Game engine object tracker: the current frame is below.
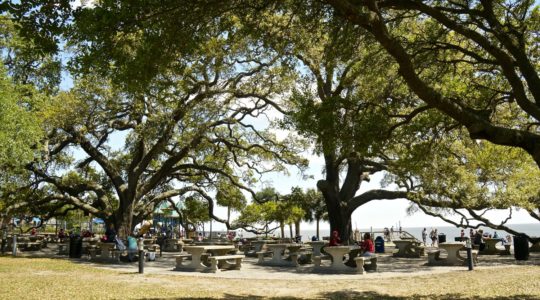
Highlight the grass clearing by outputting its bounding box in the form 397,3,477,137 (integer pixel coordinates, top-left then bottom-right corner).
0,256,539,299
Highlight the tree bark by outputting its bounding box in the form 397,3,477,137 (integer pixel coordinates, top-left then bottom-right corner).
295,220,301,237
316,218,320,239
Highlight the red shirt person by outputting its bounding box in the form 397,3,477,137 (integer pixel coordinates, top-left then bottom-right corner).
360,233,375,256
329,230,342,246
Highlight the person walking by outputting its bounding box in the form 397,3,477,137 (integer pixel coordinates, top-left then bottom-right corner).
422,228,427,246
430,228,438,247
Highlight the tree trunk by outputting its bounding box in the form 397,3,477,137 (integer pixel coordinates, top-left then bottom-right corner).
289,224,293,239
115,190,137,238
328,208,352,244
116,211,133,239
316,218,320,239
320,186,352,244
295,220,301,237
280,222,285,238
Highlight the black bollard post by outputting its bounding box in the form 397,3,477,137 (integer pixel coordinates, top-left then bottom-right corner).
12,235,17,256
138,250,144,274
465,238,473,271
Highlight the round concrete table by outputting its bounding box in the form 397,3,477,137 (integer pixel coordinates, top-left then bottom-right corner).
307,241,328,256
438,242,465,265
324,246,352,271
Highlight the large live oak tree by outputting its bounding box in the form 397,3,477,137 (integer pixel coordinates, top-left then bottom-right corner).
243,11,434,242
17,27,306,236
321,0,540,238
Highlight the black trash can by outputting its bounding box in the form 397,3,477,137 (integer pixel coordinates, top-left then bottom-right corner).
514,235,529,261
69,236,83,258
438,234,446,244
375,236,385,253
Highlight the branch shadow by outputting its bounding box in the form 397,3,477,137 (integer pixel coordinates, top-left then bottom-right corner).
138,291,540,300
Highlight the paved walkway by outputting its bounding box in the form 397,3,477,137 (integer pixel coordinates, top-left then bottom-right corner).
11,243,540,280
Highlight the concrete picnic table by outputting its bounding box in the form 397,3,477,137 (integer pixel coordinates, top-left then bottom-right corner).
393,240,422,258
482,238,502,255
251,240,277,252
307,241,328,256
259,243,302,266
322,246,354,272
99,242,116,259
164,238,183,252
178,245,236,271
438,242,465,265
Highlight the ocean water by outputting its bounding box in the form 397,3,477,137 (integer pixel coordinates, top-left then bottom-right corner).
238,223,540,242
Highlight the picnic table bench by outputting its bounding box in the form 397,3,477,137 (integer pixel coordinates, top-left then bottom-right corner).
174,253,210,268
57,243,68,255
354,256,378,273
208,254,245,273
175,245,238,272
256,250,273,262
23,242,42,251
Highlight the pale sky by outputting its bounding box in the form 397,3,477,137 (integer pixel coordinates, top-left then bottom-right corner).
210,157,538,232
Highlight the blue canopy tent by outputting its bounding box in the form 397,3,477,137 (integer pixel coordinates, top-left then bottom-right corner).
32,217,41,226
92,218,105,224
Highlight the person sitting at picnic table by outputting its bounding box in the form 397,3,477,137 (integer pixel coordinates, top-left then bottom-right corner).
473,229,486,251
359,233,375,256
104,223,117,243
82,229,93,238
58,228,66,242
126,235,138,262
30,227,37,235
329,230,342,246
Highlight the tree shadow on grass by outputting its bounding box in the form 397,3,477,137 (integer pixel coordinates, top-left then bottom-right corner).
139,291,540,300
